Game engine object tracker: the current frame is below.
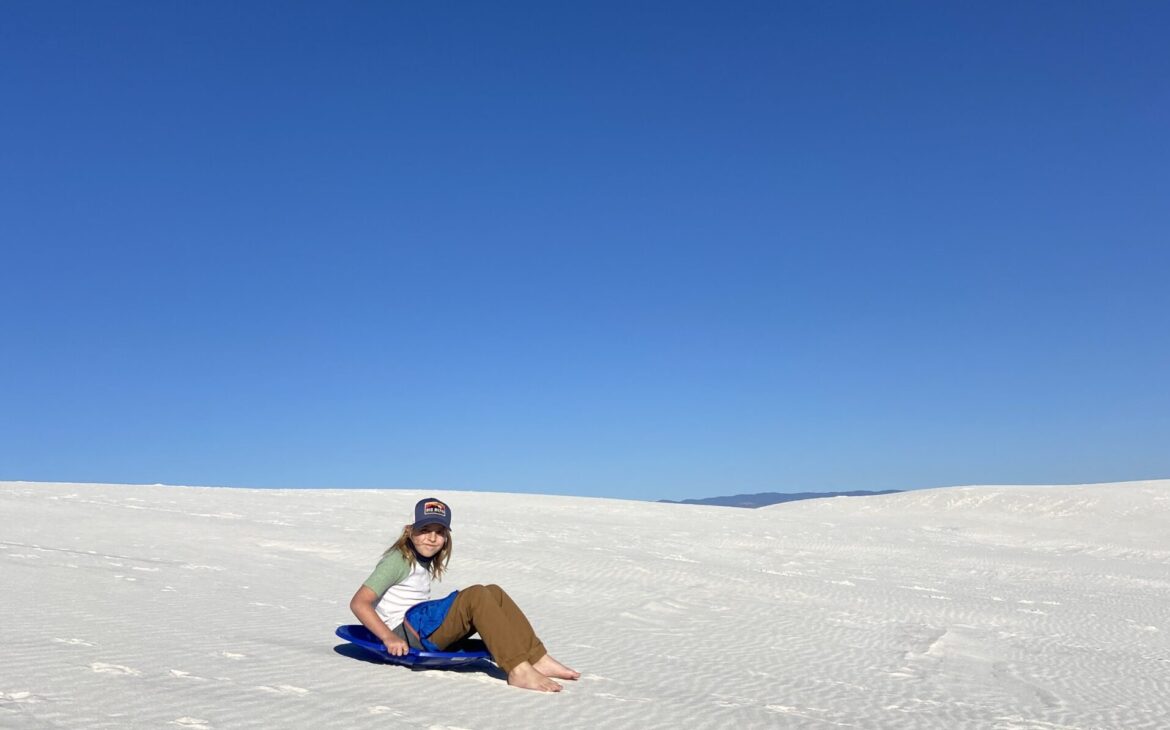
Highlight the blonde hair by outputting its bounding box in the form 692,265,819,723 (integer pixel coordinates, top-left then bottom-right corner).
384,524,451,580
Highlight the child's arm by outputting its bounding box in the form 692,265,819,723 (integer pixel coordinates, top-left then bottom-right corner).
349,585,411,656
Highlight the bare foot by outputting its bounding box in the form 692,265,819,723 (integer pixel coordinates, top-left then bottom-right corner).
533,654,580,680
507,661,563,692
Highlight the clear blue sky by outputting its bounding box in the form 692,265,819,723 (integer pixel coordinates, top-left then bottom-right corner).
2,2,1167,501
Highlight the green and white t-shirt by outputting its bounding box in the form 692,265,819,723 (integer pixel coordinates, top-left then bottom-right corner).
362,550,432,629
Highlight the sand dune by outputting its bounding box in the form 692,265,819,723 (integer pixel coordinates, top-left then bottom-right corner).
1,480,1167,729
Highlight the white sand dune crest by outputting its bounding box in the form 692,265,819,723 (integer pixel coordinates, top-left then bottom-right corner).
1,479,1167,728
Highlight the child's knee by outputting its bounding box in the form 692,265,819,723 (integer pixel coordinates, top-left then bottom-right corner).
461,584,489,603
463,583,503,607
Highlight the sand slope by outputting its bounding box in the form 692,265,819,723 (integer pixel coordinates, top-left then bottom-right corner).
1,480,1167,729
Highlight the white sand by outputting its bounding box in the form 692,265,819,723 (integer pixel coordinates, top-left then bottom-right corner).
1,480,1167,729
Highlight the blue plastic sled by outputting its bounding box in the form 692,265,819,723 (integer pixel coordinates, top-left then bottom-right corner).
335,624,493,669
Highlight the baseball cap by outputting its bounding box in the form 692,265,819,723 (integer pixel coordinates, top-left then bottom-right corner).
412,498,451,531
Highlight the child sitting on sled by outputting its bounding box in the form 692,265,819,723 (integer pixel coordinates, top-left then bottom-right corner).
349,498,579,692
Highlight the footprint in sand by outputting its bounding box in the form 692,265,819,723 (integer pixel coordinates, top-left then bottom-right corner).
90,663,141,676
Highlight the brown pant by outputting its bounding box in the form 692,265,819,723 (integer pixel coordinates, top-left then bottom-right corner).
427,584,547,672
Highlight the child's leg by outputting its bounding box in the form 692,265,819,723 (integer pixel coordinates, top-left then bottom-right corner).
486,585,579,680
482,584,547,665
428,584,545,672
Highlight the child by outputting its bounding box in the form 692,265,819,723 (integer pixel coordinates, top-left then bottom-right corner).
349,497,579,692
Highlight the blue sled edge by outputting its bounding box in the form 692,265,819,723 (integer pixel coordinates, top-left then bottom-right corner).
335,624,493,668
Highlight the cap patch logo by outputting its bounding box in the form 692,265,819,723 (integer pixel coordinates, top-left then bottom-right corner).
423,501,447,517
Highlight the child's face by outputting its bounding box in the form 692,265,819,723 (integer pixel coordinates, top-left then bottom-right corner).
410,524,447,557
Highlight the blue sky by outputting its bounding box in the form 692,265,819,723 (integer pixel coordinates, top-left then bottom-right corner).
1,2,1167,501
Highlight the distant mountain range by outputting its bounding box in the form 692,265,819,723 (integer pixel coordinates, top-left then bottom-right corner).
659,490,903,508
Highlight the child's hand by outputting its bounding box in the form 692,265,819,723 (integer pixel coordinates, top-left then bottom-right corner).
383,635,410,657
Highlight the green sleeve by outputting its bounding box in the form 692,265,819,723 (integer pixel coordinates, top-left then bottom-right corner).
362,550,410,597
